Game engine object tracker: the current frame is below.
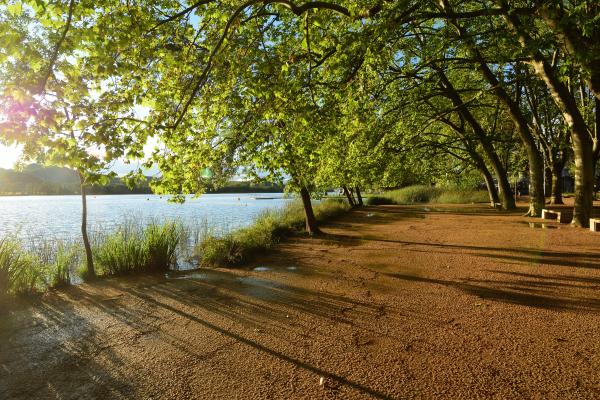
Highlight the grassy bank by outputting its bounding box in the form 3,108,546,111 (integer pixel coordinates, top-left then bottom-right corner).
367,185,489,205
0,236,79,296
196,199,351,267
0,200,351,298
0,221,185,298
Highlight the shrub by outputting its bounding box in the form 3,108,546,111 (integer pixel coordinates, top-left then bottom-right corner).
435,190,489,204
196,199,350,267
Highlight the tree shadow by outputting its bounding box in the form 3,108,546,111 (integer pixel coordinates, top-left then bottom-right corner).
384,272,600,313
0,294,134,399
46,272,395,399
345,237,600,270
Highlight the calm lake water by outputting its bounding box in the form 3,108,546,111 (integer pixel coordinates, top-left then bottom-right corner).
0,193,291,242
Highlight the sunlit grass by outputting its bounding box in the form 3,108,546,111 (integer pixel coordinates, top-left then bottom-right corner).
196,199,351,267
367,185,489,205
0,235,45,296
90,220,184,277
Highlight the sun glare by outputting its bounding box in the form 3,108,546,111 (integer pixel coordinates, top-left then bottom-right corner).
0,143,22,169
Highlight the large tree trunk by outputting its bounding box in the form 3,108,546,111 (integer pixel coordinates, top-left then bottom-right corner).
468,147,500,206
499,6,593,225
300,186,321,235
342,186,355,206
472,55,544,215
355,187,364,206
479,164,500,207
79,174,95,278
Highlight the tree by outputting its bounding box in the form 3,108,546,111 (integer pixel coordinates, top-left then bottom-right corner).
0,0,143,276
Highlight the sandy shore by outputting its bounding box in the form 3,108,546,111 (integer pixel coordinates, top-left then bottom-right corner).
1,203,600,399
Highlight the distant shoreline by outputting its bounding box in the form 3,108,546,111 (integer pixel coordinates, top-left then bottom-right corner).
0,192,286,197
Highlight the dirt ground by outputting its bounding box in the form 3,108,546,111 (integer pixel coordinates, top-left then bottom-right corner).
2,202,600,399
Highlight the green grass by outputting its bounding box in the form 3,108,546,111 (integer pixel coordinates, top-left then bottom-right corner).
367,185,489,205
91,220,184,277
0,236,44,296
196,199,351,267
0,219,186,297
33,240,81,288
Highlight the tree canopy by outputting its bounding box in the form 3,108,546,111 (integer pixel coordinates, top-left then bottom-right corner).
1,0,598,227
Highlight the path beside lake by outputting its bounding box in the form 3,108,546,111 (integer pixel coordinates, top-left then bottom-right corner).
2,204,600,399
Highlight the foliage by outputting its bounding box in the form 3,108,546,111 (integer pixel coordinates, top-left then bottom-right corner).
1,0,599,230
196,199,350,267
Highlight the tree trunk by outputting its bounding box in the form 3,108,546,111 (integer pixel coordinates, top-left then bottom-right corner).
479,164,500,207
355,187,364,206
440,2,542,215
572,139,594,227
550,164,564,205
435,68,515,210
545,167,553,199
300,186,321,235
79,174,95,278
499,7,593,225
342,186,355,206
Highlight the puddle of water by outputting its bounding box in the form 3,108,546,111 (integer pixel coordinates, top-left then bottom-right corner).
286,266,299,271
253,266,271,272
165,270,227,283
525,222,557,229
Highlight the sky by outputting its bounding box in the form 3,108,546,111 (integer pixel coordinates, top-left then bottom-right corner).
0,141,160,175
0,143,21,169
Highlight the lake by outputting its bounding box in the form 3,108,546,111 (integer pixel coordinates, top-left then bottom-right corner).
0,193,291,242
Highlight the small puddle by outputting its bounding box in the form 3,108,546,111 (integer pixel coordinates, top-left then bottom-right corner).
286,266,299,271
253,266,271,272
165,270,228,283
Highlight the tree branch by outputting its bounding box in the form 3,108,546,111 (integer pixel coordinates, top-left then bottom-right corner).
39,0,75,94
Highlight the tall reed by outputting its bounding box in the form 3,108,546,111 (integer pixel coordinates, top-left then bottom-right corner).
92,220,184,276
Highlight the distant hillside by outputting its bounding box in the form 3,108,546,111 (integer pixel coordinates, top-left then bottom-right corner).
0,165,283,195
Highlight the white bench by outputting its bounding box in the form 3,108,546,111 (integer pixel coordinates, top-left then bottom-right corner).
542,209,567,223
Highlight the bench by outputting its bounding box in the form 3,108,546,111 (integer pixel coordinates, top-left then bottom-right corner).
542,209,568,223
590,219,600,232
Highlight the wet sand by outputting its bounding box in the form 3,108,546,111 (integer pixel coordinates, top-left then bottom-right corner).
1,203,600,399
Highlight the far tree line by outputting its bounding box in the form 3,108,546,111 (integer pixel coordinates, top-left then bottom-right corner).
0,165,284,195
